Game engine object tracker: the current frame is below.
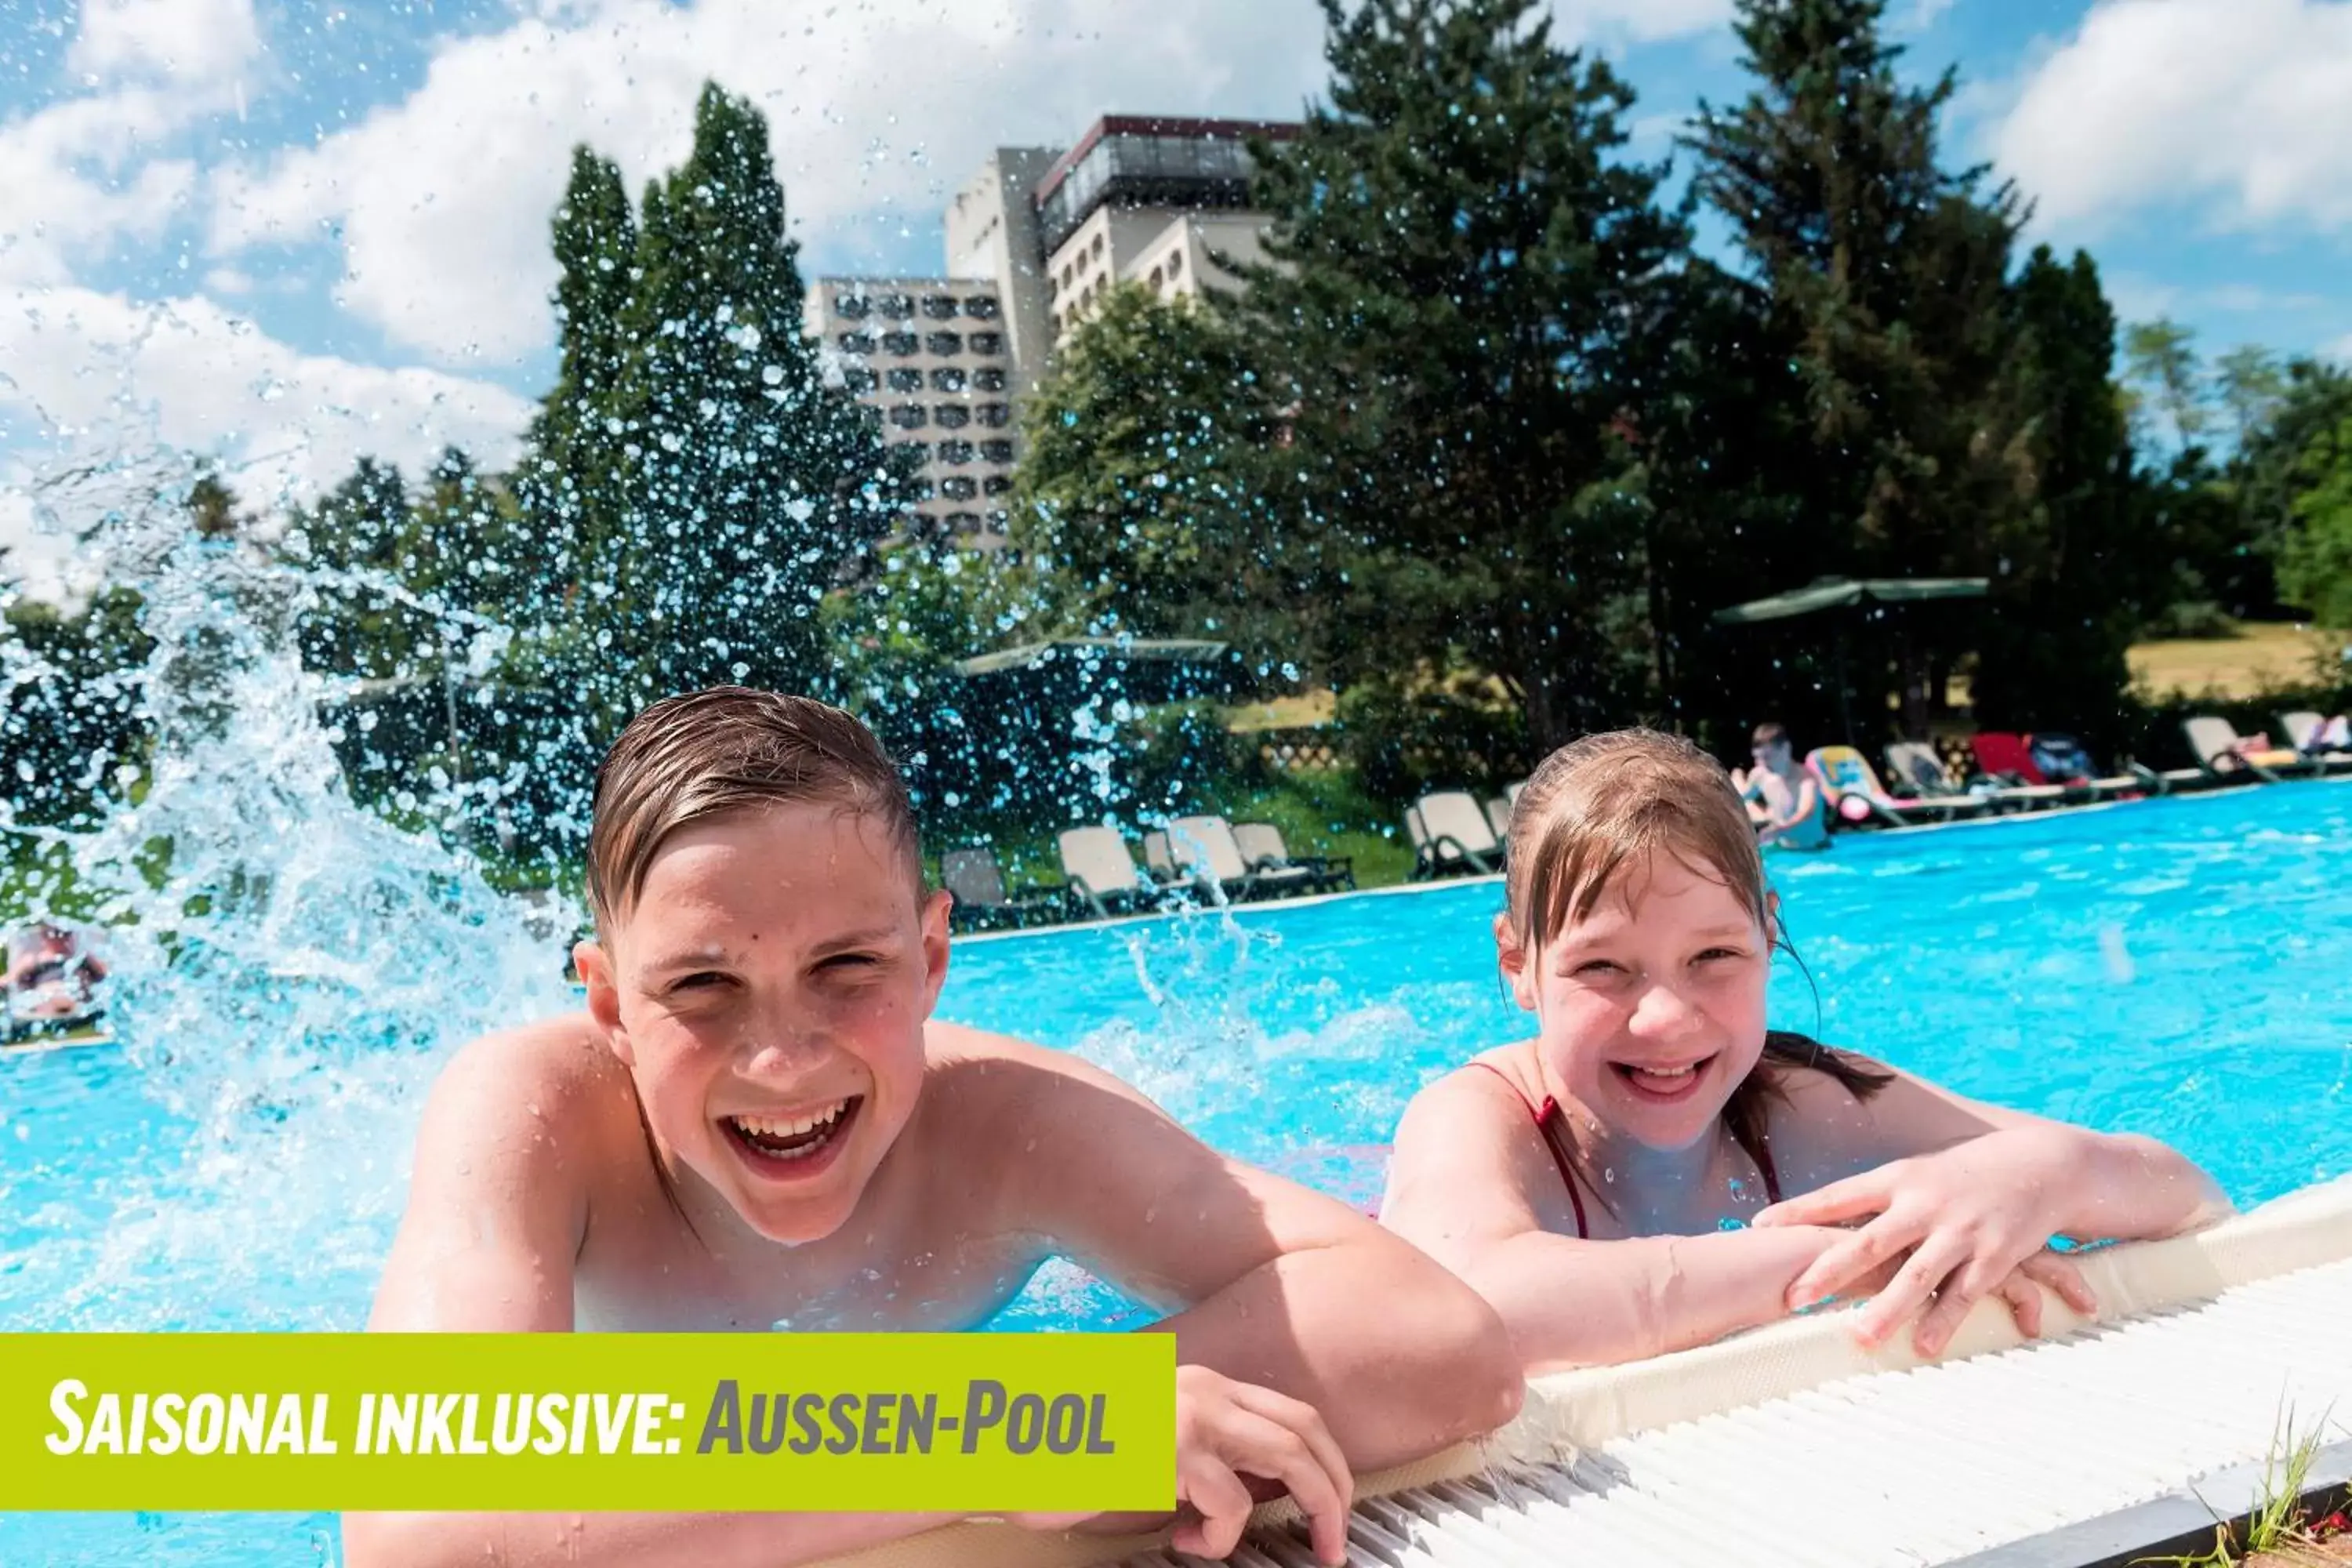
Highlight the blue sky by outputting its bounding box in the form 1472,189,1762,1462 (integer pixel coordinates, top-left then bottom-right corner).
4,0,2350,576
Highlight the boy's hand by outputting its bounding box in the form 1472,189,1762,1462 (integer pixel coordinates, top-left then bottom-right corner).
1757,1127,2099,1356
1172,1364,1354,1565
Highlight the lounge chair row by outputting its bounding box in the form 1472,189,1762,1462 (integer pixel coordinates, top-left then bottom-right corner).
942,818,1357,931
1404,782,1525,880
1821,713,2352,829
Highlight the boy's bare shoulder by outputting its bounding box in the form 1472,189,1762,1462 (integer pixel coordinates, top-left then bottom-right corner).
428,1014,638,1135
918,1019,1168,1120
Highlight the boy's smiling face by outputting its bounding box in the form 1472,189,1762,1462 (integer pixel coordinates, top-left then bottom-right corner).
577,802,947,1246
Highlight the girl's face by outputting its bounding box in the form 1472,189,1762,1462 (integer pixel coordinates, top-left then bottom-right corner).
1497,848,1773,1152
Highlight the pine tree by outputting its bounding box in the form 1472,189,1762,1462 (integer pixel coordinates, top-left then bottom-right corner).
518,147,638,633
1688,0,2027,586
1240,0,1694,749
1969,247,2140,744
602,84,910,713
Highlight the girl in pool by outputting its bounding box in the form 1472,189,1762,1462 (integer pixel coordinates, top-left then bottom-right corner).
1380,729,2230,1374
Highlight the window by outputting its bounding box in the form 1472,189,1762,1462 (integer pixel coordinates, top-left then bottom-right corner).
964,295,1000,319
1148,266,1163,290
842,367,879,392
946,511,983,535
967,332,1004,356
933,404,970,430
886,367,924,392
837,332,875,354
972,367,1007,392
980,439,1015,464
888,404,927,430
982,474,1013,496
921,293,959,320
906,478,935,502
898,441,930,463
938,476,978,501
936,440,975,465
924,331,963,357
881,331,919,356
985,510,1010,535
975,402,1011,428
877,293,914,320
1059,263,1074,290
931,366,967,393
833,292,870,318
1091,234,1105,260
1167,249,1184,277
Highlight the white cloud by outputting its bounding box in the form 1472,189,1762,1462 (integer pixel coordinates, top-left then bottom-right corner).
206,0,1730,368
0,287,534,532
0,0,259,287
2330,330,2352,365
70,0,263,84
1993,0,2352,235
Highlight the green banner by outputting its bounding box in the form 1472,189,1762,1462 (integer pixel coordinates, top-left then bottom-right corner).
0,1334,1175,1512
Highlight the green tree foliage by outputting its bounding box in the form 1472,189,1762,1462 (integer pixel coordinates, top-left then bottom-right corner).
2277,405,2352,629
1237,0,1691,748
1007,285,1294,650
1969,247,2140,739
2123,318,2210,455
1689,0,2030,583
588,83,910,718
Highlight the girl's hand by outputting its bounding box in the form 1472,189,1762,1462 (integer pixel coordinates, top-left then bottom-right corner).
1755,1128,2100,1357
1168,1364,1354,1565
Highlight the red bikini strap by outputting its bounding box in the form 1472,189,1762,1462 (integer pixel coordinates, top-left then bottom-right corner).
1461,1061,1589,1240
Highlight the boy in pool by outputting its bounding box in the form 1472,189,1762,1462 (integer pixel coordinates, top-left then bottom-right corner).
1734,722,1829,851
1381,729,2229,1374
350,688,1520,1568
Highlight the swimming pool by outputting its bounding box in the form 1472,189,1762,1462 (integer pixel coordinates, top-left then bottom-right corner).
4,779,2349,1562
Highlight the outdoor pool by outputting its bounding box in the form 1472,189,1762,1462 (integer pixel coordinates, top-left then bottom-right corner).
2,778,2348,1563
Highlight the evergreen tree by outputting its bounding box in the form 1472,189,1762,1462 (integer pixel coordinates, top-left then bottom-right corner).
1240,0,1693,748
517,147,639,633
1688,0,2028,590
600,83,911,716
1969,247,2140,744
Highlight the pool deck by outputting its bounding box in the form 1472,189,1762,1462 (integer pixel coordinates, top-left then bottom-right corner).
818,1178,2352,1568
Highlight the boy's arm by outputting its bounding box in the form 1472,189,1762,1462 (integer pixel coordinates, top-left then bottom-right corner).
347,1031,961,1568
1380,1071,1853,1372
998,1047,1523,1472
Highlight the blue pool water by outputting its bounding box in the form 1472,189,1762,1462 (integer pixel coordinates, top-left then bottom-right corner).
3,779,2349,1562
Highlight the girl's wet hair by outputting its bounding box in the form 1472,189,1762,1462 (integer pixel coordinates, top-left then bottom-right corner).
1503,729,1891,1149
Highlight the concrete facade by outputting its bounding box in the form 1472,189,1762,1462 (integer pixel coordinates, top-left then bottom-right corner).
944,147,1059,402
801,276,1018,546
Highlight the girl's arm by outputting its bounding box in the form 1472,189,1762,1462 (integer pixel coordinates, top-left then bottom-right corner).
1758,1062,2230,1357
1379,1067,1857,1373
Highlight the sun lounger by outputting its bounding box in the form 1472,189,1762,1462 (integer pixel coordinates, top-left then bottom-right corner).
2281,710,2352,771
1054,827,1160,920
939,848,1063,933
1483,796,1512,841
1406,790,1502,879
1232,822,1355,892
1971,731,2150,805
1806,746,1987,826
1165,816,1323,902
2183,715,2318,783
1875,741,2004,820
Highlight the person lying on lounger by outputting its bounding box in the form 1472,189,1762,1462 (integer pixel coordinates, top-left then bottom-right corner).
5,920,109,1033
2296,713,2350,755
349,687,1519,1568
1379,729,2230,1376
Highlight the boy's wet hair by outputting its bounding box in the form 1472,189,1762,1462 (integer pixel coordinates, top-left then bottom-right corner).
1502,729,1889,1158
586,687,920,931
1751,722,1789,748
